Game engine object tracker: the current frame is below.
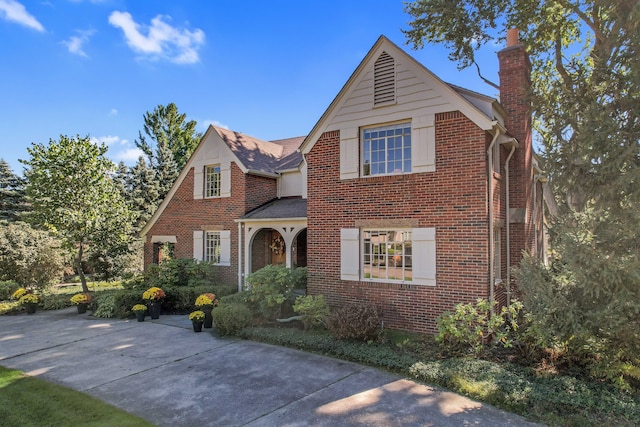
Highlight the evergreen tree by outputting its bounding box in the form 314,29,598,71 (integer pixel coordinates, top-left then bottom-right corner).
0,159,27,222
135,102,201,211
404,0,640,387
127,156,161,232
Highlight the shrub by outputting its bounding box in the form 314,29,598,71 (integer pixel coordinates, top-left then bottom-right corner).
245,265,307,320
328,302,382,342
143,258,217,288
0,280,20,301
93,295,116,318
436,298,523,357
293,295,330,330
111,289,145,318
212,303,252,336
41,294,69,311
0,221,67,289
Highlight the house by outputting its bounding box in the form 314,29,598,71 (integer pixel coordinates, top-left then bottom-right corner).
141,32,545,334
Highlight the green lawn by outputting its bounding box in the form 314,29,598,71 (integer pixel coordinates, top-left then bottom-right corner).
0,366,154,427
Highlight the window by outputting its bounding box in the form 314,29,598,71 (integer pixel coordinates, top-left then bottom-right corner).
363,230,412,282
362,122,412,176
205,231,221,264
205,165,221,197
194,230,230,265
341,227,435,285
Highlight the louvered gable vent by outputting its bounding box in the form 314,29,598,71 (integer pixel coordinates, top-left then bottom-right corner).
374,51,395,105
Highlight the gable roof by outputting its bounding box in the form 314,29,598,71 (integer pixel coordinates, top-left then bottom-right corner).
140,126,305,238
213,127,305,174
299,35,499,154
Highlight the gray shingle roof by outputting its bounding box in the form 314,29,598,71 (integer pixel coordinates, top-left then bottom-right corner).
214,127,304,174
240,197,307,220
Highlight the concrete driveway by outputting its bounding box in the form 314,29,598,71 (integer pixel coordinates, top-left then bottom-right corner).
0,308,540,426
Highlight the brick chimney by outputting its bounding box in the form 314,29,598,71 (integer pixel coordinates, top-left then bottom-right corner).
498,29,535,262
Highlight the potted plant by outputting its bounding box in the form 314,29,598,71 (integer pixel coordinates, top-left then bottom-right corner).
70,293,92,314
12,288,39,314
195,293,218,328
142,287,166,319
132,304,147,322
189,310,205,332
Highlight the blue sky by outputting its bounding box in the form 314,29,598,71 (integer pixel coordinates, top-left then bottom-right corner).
0,0,501,175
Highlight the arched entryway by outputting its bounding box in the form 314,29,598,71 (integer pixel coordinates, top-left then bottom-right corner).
250,228,287,273
240,220,307,282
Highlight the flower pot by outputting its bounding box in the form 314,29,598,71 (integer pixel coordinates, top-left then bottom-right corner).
77,303,88,314
148,301,161,319
192,320,203,332
25,303,37,314
202,307,213,328
136,312,145,322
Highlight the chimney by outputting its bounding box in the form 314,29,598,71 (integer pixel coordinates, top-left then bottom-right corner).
498,29,535,262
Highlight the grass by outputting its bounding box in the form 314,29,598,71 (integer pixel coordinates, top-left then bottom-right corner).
239,326,640,427
0,365,154,427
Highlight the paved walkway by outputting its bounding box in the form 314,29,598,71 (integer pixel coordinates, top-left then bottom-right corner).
0,308,540,426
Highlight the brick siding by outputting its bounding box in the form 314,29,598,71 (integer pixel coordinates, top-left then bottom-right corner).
306,112,496,333
144,163,277,285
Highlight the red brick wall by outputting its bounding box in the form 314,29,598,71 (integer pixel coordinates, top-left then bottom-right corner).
144,163,277,285
498,44,536,264
306,112,492,334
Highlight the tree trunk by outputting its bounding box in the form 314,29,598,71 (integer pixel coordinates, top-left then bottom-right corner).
76,243,89,294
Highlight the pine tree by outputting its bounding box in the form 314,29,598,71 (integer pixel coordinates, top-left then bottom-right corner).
134,103,201,215
0,159,27,222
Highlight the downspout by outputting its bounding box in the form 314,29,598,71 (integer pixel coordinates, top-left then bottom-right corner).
504,143,516,309
237,222,243,292
487,128,501,316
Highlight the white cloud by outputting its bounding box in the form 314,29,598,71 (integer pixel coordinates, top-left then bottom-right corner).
109,108,118,116
91,135,127,146
112,147,144,163
108,11,205,64
0,0,45,32
199,119,228,132
62,29,95,57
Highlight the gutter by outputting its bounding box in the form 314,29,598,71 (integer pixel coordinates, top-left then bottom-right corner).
504,142,516,309
487,128,501,316
237,222,243,292
246,169,279,178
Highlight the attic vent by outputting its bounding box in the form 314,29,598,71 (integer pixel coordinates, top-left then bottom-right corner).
374,52,396,105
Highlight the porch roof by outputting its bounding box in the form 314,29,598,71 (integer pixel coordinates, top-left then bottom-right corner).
239,197,307,221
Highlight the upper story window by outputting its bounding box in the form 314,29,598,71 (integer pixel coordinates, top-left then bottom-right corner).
374,52,396,105
205,165,221,197
362,122,412,176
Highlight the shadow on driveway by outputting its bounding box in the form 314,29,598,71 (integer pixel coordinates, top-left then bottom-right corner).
0,308,540,426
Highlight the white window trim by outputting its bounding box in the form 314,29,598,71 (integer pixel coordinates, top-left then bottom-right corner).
340,227,436,286
150,235,177,243
361,121,412,178
195,229,231,266
204,165,221,198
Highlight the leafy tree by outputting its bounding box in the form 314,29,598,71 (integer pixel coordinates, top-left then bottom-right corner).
0,221,67,289
21,135,134,293
0,159,27,222
404,0,640,387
